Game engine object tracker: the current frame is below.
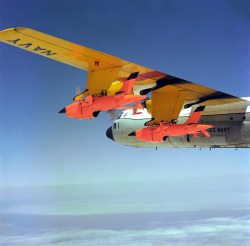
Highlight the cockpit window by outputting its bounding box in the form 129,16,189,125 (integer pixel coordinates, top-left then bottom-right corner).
113,123,116,129
123,112,128,117
116,113,123,119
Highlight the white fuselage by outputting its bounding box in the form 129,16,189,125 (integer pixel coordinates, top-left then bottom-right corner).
106,98,250,148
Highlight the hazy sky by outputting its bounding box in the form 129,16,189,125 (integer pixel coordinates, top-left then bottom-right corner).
0,0,249,189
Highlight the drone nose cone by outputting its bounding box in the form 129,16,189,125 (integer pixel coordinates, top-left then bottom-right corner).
133,129,143,140
59,108,66,114
106,127,114,141
128,131,136,136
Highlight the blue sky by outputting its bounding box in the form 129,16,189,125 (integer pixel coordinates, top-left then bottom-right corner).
0,1,250,245
0,0,249,188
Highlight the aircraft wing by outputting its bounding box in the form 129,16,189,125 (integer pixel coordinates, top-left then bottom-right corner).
0,28,164,95
0,27,244,125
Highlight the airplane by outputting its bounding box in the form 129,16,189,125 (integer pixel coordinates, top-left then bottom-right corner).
0,28,249,148
107,100,250,148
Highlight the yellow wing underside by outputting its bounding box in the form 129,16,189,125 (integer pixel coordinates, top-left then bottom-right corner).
0,27,244,125
0,28,160,93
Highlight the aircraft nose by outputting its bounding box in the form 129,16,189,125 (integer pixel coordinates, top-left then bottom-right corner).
106,127,114,141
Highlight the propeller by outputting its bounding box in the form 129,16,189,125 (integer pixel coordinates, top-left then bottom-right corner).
107,109,118,121
76,85,86,95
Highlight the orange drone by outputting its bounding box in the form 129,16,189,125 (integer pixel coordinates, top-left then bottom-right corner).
59,72,146,119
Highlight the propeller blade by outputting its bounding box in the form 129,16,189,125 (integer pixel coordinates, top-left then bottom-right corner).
76,85,81,95
76,84,86,95
107,109,118,121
